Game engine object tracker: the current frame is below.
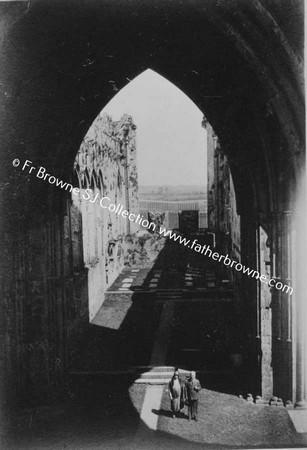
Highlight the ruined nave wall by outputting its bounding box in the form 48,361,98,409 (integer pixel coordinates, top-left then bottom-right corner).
72,113,139,320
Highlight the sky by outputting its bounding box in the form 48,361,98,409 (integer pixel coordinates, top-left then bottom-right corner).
101,69,207,186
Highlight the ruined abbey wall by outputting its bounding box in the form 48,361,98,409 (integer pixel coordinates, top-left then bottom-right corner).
206,121,241,264
72,113,139,319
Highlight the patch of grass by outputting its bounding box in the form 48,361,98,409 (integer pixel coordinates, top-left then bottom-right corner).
156,387,303,448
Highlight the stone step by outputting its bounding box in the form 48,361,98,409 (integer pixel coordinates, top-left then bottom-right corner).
156,294,183,297
156,292,183,295
69,367,236,385
133,366,190,384
156,291,183,294
136,370,190,379
134,378,170,384
137,373,174,380
156,290,183,293
156,291,183,298
134,370,236,384
133,366,181,372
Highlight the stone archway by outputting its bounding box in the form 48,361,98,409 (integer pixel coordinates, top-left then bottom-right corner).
0,0,304,409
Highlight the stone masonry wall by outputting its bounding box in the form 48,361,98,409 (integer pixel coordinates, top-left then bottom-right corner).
72,113,139,320
205,120,241,273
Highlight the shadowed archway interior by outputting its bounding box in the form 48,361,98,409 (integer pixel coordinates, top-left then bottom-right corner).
0,0,305,446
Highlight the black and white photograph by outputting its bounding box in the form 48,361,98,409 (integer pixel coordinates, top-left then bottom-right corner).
0,1,306,448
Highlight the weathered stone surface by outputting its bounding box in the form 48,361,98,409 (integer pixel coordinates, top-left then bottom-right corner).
255,396,267,405
205,122,241,309
72,113,139,319
247,394,254,403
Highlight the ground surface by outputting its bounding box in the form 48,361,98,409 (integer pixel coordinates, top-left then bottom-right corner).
108,237,229,292
157,387,306,448
3,384,307,449
4,240,305,449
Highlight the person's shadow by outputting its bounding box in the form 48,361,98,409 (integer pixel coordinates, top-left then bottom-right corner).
152,409,187,419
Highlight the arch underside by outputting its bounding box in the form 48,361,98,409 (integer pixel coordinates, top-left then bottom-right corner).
0,0,304,219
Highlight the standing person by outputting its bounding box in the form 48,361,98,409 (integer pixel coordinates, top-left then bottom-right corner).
168,370,182,418
185,371,201,421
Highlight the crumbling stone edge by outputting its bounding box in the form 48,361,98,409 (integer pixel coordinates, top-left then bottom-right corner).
238,394,294,408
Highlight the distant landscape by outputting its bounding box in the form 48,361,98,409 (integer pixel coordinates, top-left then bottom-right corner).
139,185,207,203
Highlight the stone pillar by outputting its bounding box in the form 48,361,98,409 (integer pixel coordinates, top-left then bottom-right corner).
271,211,293,402
241,215,274,399
240,214,260,394
294,223,305,407
204,119,217,231
167,211,179,230
257,224,273,400
293,173,307,407
199,210,208,229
